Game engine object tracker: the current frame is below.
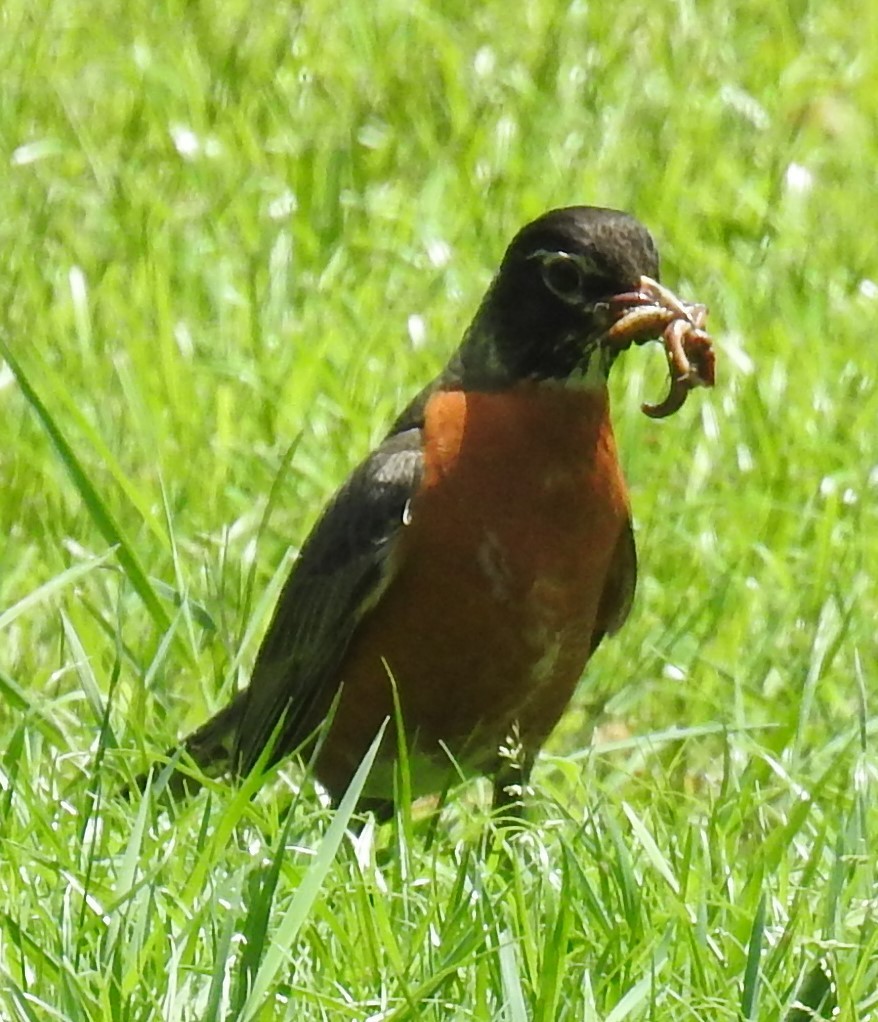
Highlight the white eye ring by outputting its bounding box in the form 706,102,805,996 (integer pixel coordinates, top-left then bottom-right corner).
540,252,587,303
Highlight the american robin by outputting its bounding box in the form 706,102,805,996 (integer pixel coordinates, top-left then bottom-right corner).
141,206,713,817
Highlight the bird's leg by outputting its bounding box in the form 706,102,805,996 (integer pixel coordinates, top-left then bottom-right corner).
491,726,535,819
491,770,533,819
353,796,395,824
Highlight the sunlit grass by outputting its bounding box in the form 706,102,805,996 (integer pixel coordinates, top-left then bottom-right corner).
1,0,876,1018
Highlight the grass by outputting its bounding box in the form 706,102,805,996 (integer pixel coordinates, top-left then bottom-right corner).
1,0,876,1018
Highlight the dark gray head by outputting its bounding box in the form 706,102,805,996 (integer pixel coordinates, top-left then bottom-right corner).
455,206,661,386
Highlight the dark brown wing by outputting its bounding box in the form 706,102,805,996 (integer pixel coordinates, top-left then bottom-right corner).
181,427,424,780
590,517,637,653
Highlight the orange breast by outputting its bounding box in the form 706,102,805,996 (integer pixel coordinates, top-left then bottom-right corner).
315,385,631,800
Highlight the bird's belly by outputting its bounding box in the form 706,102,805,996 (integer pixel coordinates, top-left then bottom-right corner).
315,387,630,801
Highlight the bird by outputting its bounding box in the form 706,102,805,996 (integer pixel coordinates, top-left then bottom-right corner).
135,205,713,818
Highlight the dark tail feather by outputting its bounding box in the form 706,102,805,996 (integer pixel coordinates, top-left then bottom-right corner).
122,693,247,800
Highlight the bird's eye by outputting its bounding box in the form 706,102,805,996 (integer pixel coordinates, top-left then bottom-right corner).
541,254,585,303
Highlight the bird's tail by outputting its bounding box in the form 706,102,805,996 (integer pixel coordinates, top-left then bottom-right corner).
123,692,248,800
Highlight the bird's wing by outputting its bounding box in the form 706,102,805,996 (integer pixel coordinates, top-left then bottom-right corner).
590,516,637,653
227,426,425,774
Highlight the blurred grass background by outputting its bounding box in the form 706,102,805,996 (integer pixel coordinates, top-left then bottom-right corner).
1,1,875,1019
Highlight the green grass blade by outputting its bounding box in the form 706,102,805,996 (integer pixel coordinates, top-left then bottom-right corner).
238,719,388,1021
741,892,767,1019
0,338,172,636
0,551,113,632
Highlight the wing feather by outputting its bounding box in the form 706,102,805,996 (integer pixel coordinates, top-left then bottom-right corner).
221,428,424,774
589,517,637,654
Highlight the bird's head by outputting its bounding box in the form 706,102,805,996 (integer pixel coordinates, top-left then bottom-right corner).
456,205,688,389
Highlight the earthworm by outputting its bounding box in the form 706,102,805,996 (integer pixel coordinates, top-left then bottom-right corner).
603,277,715,419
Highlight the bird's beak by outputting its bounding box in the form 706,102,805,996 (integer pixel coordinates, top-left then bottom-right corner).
599,275,708,351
